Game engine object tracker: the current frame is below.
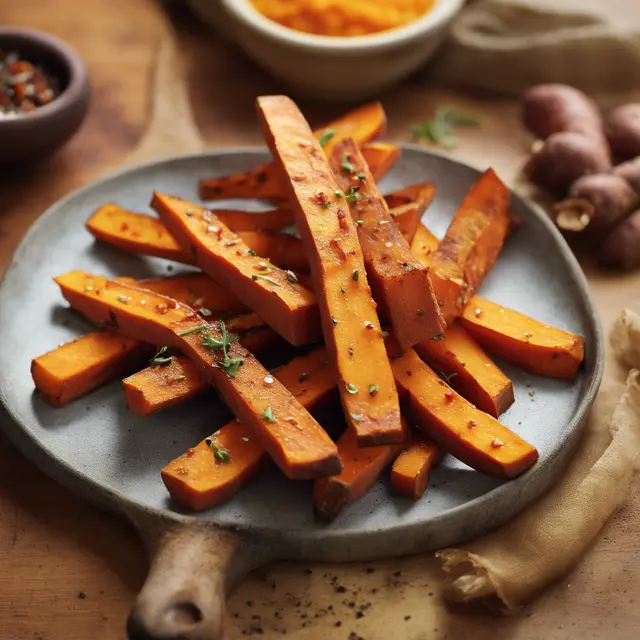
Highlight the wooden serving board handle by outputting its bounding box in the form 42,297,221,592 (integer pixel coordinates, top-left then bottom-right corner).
125,29,204,167
126,518,268,640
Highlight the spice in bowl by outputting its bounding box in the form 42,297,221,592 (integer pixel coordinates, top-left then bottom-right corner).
250,0,437,37
0,49,59,117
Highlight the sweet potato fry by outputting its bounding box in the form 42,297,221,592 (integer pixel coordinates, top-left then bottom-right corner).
331,139,444,349
162,348,336,510
414,321,514,418
390,433,442,499
151,193,320,346
86,204,307,272
461,296,585,378
313,417,410,521
410,223,440,267
429,169,510,323
385,183,435,210
31,331,146,407
391,349,538,478
123,323,283,416
199,103,388,200
257,95,402,445
31,273,250,407
55,272,340,479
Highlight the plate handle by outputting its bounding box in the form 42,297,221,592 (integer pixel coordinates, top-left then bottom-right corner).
127,521,267,640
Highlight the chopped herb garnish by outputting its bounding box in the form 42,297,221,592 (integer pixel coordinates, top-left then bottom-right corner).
410,106,479,149
198,307,213,317
149,346,173,366
260,407,275,422
173,375,186,381
352,269,359,282
214,357,244,377
346,383,358,394
334,190,343,198
319,128,336,148
205,437,231,463
201,321,239,360
356,220,364,226
417,310,424,317
331,316,338,326
252,274,281,287
248,249,257,256
345,187,361,205
285,270,298,284
356,172,366,181
369,384,378,396
437,371,458,384
431,333,446,340
340,153,355,174
340,287,346,294
178,324,209,337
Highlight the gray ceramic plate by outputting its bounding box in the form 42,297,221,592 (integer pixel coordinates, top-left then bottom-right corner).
0,146,603,638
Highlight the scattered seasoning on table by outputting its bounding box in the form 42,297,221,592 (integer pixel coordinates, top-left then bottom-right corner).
0,49,60,117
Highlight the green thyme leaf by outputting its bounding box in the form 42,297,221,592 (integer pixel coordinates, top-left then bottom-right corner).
340,153,355,174
319,128,336,147
214,357,244,378
410,106,479,149
352,269,359,282
178,324,209,337
346,383,358,394
252,274,281,287
149,346,173,366
345,187,361,205
260,406,275,422
431,333,446,340
369,384,378,396
437,371,458,384
285,270,298,284
205,437,231,463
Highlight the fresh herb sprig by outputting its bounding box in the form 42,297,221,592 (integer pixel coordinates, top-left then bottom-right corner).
200,320,244,378
205,436,231,463
410,107,479,149
149,346,173,366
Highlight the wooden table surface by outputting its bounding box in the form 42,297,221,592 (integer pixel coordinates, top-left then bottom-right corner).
2,1,640,639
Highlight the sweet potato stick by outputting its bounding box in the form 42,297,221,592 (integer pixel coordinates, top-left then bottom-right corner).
87,204,307,272
199,103,388,201
429,169,510,324
390,433,443,499
55,272,340,479
151,193,320,346
313,418,410,521
162,348,336,510
331,139,444,349
391,349,538,478
257,94,403,445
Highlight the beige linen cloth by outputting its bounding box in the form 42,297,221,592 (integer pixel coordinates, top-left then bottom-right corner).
430,0,640,609
432,0,640,96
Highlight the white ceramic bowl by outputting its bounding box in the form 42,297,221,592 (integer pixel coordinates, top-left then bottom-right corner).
206,0,465,101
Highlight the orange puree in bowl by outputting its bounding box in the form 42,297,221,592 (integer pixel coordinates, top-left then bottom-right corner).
250,0,437,37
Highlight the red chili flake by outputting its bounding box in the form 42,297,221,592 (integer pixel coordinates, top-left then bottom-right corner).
475,308,482,318
444,391,455,402
311,191,330,208
186,448,196,458
119,222,129,232
468,420,477,429
155,303,169,315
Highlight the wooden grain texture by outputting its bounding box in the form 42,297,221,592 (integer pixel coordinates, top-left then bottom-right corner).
2,1,640,639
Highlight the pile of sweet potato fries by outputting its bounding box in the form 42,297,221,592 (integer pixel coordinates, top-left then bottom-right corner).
31,98,585,521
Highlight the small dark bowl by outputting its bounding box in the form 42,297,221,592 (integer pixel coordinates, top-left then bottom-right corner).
0,27,91,165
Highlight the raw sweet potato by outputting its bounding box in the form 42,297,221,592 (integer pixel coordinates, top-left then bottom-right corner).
414,320,514,418
390,434,442,499
123,322,282,416
428,168,510,324
86,204,307,272
599,208,640,271
257,95,403,445
391,349,538,478
31,331,146,407
605,103,640,159
461,296,584,378
151,193,320,346
199,102,388,200
54,272,340,479
331,139,444,349
162,348,336,510
554,173,638,233
313,417,410,522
